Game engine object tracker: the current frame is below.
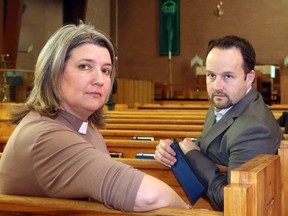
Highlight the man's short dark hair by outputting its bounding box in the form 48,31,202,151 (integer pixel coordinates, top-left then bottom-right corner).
206,35,256,75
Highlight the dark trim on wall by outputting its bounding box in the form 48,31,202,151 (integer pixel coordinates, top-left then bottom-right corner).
0,0,4,55
63,0,87,25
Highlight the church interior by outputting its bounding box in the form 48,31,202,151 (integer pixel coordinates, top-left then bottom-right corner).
1,1,288,215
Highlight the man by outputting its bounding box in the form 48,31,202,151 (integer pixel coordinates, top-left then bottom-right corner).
154,35,283,210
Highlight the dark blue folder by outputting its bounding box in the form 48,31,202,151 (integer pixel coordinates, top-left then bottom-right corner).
170,139,206,204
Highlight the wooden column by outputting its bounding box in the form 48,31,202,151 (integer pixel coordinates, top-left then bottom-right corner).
280,66,288,104
3,0,23,68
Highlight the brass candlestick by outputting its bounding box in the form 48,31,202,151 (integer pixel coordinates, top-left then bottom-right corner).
1,73,10,102
1,54,10,102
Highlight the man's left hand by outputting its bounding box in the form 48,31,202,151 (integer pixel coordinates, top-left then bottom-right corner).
179,138,200,154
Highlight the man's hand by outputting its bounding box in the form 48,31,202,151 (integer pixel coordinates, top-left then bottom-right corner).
179,138,200,154
154,138,200,167
154,139,176,167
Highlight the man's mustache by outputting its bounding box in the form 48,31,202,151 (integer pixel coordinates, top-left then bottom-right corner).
212,91,228,97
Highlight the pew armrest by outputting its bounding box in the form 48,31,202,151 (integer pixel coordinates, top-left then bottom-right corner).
224,154,281,216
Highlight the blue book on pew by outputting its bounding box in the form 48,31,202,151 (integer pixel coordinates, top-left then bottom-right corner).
136,153,155,159
170,139,206,204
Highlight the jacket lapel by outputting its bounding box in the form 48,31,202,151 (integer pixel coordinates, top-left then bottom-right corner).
200,88,258,154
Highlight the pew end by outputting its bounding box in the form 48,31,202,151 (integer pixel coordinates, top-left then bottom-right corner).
224,154,281,216
278,139,288,216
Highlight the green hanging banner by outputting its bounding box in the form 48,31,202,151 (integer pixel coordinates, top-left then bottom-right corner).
159,0,180,56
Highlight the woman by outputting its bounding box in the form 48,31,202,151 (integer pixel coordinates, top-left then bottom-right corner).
0,23,190,212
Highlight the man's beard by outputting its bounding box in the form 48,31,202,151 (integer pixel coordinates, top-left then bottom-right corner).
211,91,233,110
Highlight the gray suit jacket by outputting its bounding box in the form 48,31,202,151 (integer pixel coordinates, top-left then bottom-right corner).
186,88,282,210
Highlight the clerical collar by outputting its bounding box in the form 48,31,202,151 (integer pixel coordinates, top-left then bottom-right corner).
78,121,88,134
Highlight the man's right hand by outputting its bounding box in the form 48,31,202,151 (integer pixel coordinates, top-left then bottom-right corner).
154,139,177,167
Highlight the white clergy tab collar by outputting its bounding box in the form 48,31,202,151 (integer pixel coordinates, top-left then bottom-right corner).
78,121,88,134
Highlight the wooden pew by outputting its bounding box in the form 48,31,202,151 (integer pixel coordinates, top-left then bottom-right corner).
0,121,286,154
114,157,227,210
106,110,208,114
0,115,286,153
0,126,201,150
0,194,223,215
99,129,201,140
0,103,286,215
115,152,282,215
0,103,286,146
106,123,203,131
119,158,208,206
107,139,158,157
107,135,282,158
136,103,211,110
136,103,288,110
105,110,282,121
1,103,283,125
106,118,205,125
132,103,285,119
0,121,15,150
0,154,280,215
268,104,288,111
102,103,129,111
105,113,206,120
2,102,286,115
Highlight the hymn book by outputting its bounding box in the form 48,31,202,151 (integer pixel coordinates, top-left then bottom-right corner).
170,139,206,204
